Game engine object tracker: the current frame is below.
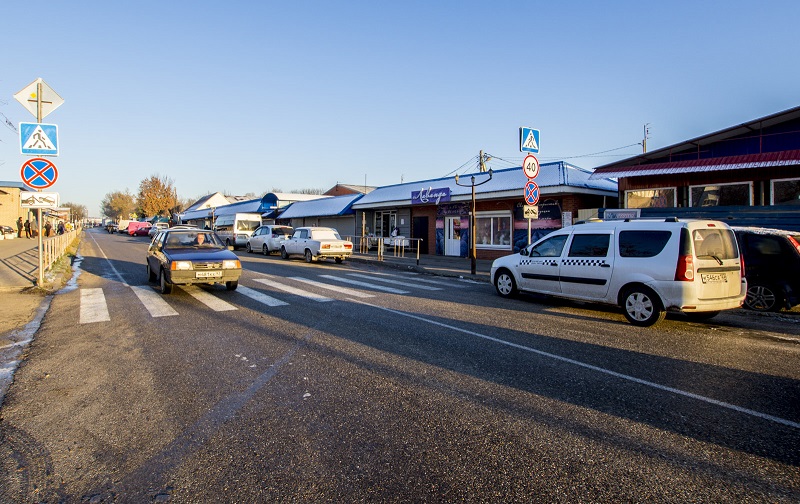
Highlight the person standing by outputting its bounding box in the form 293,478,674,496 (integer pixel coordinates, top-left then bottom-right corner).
23,219,31,239
44,221,52,237
57,221,65,235
16,217,23,238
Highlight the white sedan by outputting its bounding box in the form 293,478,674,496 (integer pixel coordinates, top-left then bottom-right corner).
280,227,353,263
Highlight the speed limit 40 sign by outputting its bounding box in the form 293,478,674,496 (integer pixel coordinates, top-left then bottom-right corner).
523,154,540,179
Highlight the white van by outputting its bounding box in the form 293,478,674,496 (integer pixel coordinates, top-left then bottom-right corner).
213,213,262,249
491,218,747,326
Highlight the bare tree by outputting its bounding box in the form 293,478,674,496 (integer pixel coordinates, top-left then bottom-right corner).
101,190,136,221
62,202,88,222
137,175,178,218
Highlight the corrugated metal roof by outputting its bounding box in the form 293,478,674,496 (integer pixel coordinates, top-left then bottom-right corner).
278,194,363,219
352,163,617,208
589,150,800,179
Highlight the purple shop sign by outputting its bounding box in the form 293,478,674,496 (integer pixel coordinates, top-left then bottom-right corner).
411,187,451,205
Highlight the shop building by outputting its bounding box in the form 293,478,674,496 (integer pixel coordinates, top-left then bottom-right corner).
351,163,617,260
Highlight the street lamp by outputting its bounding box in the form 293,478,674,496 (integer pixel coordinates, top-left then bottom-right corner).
455,169,493,275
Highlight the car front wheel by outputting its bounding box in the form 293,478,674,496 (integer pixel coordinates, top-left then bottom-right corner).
281,247,289,259
246,242,252,253
263,244,269,256
494,269,517,298
147,263,156,283
159,269,173,295
744,284,782,312
622,286,665,326
226,280,238,291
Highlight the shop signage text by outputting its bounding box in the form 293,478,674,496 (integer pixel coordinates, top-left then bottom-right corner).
412,187,451,205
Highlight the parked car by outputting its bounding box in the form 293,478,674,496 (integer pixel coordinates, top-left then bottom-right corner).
732,226,800,311
1,225,15,237
146,228,241,294
148,222,170,238
281,227,353,263
105,222,118,233
491,218,746,326
247,225,294,255
126,221,151,236
133,225,153,237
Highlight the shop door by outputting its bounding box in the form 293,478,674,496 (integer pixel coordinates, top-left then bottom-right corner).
444,216,461,256
412,217,428,254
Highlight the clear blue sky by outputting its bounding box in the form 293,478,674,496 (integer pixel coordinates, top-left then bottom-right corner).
1,1,798,217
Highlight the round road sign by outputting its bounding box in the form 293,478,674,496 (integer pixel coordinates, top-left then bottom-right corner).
523,154,540,179
21,157,58,190
524,180,540,205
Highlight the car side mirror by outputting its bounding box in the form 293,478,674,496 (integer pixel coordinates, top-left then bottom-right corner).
520,248,528,257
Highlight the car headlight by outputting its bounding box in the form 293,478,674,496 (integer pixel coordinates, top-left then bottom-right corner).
171,261,193,271
223,260,241,269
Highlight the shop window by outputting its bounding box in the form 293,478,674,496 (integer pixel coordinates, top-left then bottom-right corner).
689,182,751,207
476,212,512,249
772,178,800,205
625,188,676,209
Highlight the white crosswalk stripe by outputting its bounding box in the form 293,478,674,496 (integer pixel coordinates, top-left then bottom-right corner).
130,285,178,317
289,276,375,298
346,273,442,291
80,288,111,324
236,285,289,307
252,277,333,302
182,285,238,311
318,274,409,294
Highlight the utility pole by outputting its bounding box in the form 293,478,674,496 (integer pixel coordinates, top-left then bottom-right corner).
478,150,491,172
642,124,651,153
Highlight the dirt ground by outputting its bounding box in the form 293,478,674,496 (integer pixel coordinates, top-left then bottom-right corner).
0,290,47,338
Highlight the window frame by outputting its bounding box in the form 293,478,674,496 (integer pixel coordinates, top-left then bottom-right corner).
475,211,513,250
688,181,753,207
771,177,800,205
624,187,677,209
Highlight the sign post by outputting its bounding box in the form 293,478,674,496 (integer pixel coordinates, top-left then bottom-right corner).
520,126,542,245
14,78,64,287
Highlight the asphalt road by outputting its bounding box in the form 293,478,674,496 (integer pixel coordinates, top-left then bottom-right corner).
1,228,799,502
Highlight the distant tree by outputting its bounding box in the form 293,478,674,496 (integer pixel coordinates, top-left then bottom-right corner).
137,175,178,218
101,190,136,221
292,188,324,195
62,202,88,222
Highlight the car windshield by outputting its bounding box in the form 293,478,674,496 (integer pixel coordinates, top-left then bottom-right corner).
237,220,261,232
164,231,225,249
311,229,342,240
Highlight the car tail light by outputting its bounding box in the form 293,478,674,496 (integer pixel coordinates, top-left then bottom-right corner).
675,254,694,281
740,252,745,278
790,235,800,255
321,244,331,250
344,242,353,250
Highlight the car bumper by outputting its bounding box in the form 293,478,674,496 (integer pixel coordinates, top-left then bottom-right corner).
168,270,242,285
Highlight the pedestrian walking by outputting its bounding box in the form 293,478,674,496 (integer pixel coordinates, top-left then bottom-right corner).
44,221,52,237
23,219,31,239
16,217,23,238
57,221,65,235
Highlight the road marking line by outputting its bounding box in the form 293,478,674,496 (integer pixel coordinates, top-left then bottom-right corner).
130,285,178,317
236,286,289,307
182,286,238,311
347,273,442,290
252,278,332,302
80,288,111,324
319,275,409,294
289,276,375,298
350,298,800,431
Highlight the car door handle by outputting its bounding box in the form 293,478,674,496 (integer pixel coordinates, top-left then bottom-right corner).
550,262,558,266
601,263,611,268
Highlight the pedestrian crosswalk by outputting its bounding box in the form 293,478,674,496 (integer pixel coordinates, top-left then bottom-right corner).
77,271,466,323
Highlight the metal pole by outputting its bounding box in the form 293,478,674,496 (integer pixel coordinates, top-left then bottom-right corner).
36,81,44,287
471,178,476,275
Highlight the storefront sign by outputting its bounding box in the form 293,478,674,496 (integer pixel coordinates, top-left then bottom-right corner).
412,187,451,205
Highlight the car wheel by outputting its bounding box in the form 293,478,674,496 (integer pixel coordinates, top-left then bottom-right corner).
159,269,173,295
147,263,156,283
304,249,314,263
246,242,252,253
622,286,665,326
263,244,269,256
494,269,518,298
335,257,343,264
281,246,289,259
744,284,782,312
226,280,238,291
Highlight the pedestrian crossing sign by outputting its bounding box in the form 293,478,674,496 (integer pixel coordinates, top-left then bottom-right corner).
519,127,540,153
20,122,58,156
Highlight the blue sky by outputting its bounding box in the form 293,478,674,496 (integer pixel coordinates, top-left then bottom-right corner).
1,1,798,217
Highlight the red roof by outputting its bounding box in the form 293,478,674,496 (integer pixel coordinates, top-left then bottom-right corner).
590,150,800,179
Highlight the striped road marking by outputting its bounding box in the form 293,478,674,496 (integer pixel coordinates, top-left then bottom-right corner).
182,286,238,311
236,286,289,307
253,278,333,302
318,275,409,294
130,285,179,317
347,273,442,291
290,276,375,298
80,288,111,324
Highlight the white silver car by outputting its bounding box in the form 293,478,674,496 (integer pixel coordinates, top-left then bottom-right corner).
246,225,293,255
281,227,353,263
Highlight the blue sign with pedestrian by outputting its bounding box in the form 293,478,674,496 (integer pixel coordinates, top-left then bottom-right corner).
20,122,58,156
520,127,540,153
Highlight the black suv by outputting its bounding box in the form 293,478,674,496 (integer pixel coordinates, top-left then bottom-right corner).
732,227,800,311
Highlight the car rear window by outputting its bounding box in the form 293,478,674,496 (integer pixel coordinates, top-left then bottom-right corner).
693,229,738,259
619,230,672,257
273,228,292,236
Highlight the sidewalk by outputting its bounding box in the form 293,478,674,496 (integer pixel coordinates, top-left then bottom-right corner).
348,249,493,283
0,234,41,291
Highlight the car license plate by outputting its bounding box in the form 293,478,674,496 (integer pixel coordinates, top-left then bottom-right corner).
196,271,223,278
701,273,727,283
